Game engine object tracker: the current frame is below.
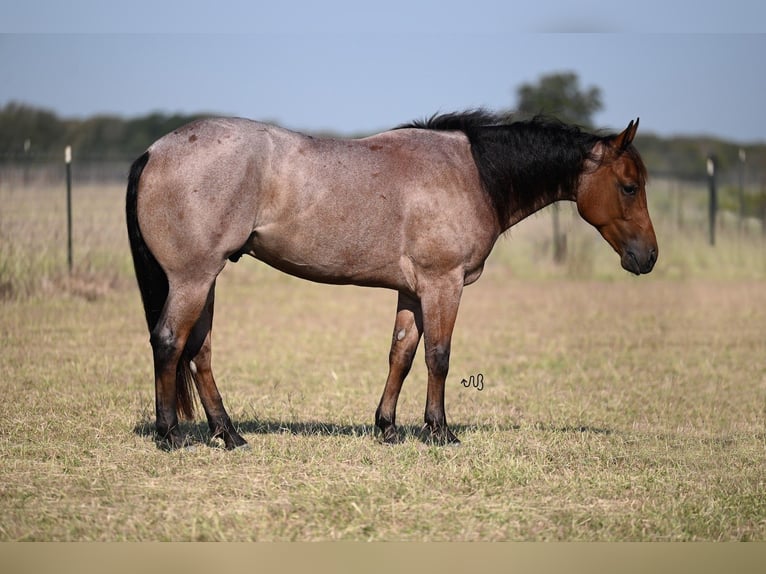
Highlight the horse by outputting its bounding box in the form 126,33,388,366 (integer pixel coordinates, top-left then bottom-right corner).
126,110,657,449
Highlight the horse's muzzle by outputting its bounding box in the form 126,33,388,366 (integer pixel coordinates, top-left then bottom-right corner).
621,243,658,275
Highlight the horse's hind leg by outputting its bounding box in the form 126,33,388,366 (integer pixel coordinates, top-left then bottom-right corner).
151,277,216,449
184,282,247,450
375,292,423,443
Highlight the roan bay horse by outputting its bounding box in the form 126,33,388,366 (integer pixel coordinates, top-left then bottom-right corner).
126,110,657,449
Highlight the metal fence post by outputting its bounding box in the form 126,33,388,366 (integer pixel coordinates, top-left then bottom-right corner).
65,145,73,273
707,155,717,246
738,148,746,234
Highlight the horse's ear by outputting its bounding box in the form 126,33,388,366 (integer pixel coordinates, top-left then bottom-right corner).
614,118,639,152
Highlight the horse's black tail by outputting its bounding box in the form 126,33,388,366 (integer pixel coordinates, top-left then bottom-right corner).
126,152,163,331
126,151,196,420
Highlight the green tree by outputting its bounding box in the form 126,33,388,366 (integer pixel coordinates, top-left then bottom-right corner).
514,72,604,264
515,71,603,127
0,102,67,157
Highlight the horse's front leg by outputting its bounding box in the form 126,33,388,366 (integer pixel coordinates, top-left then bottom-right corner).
419,275,463,445
375,292,423,444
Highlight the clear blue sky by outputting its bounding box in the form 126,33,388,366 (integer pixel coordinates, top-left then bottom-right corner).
2,1,766,142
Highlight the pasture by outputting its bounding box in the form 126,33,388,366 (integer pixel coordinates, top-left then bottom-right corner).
0,180,765,541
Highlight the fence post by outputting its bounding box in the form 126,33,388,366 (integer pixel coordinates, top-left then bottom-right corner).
23,138,31,187
738,148,746,234
551,203,566,264
707,155,717,246
675,179,684,230
65,145,73,273
761,181,766,237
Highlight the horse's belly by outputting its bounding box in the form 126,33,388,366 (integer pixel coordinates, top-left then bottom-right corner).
246,225,404,289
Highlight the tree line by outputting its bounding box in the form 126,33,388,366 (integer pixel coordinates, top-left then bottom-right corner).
0,102,209,161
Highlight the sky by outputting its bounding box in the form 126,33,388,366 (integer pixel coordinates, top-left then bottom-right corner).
2,1,766,143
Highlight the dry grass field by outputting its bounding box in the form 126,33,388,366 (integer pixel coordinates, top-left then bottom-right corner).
0,180,764,541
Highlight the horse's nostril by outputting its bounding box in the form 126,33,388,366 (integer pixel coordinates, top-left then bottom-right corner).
641,248,658,274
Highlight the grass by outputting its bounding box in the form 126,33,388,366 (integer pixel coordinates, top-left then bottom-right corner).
0,183,130,299
0,179,765,540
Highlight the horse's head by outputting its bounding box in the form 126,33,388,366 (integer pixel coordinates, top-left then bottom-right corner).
576,119,658,275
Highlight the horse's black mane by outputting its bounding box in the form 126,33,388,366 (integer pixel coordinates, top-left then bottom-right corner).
401,109,506,134
399,109,633,225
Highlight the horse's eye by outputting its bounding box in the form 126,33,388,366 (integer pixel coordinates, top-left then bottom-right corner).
621,184,638,196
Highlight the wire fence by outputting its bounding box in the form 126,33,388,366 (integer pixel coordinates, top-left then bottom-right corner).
1,155,764,300
0,156,133,187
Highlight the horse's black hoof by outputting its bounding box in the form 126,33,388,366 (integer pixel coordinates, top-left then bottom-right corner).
422,424,460,446
223,434,248,450
376,414,403,445
156,428,189,451
380,426,403,445
212,424,248,450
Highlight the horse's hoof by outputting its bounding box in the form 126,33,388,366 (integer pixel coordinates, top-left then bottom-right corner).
218,429,248,450
156,431,190,451
421,424,460,446
224,438,249,451
380,428,403,445
445,428,461,445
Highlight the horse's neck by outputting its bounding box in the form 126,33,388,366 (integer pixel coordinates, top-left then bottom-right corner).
479,126,587,232
503,186,575,230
